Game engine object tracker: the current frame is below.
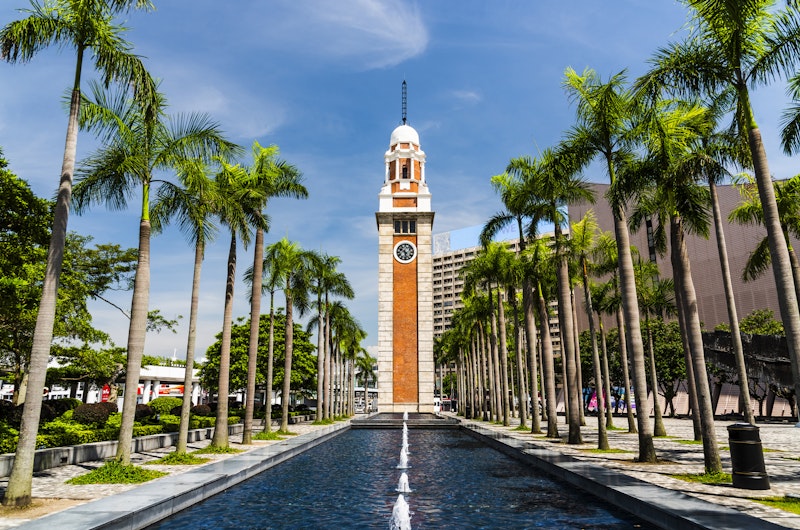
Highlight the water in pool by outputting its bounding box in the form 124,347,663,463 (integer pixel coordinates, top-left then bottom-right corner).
148,428,652,529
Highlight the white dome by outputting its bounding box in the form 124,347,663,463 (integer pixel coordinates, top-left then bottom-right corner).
390,124,419,146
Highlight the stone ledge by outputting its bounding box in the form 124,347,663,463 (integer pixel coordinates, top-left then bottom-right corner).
0,424,245,478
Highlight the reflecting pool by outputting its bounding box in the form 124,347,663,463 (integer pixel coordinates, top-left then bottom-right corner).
148,429,652,529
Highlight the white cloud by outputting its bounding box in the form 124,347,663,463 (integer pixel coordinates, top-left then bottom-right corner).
449,90,482,105
257,0,429,69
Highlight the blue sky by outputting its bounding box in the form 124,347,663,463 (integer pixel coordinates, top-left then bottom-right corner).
1,1,796,361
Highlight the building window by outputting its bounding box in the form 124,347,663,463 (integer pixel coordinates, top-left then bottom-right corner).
402,165,409,179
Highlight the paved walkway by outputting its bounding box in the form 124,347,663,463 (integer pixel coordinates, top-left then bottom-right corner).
1,415,798,529
454,413,800,529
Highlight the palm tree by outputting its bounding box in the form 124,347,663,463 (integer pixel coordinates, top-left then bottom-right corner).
0,0,155,506
570,210,609,449
307,253,354,421
637,0,800,417
592,232,637,433
522,237,561,438
239,143,305,444
481,170,547,433
73,84,237,461
631,98,722,472
563,67,656,462
265,238,312,432
150,159,219,454
356,350,377,412
520,147,594,444
259,255,283,433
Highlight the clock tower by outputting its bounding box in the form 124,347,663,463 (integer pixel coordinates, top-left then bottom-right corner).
376,89,434,413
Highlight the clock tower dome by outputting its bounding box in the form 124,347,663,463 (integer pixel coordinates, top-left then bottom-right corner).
375,88,434,413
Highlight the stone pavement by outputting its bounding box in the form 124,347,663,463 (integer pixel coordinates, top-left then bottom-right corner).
1,415,798,529
0,420,341,529
455,413,800,529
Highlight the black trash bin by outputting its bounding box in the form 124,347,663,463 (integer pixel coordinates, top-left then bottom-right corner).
727,423,770,490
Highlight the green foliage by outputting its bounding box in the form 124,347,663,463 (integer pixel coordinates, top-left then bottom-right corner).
158,414,180,432
189,416,215,429
193,445,242,454
146,452,209,465
754,496,800,515
200,310,317,396
227,416,241,425
148,396,183,415
669,471,731,485
48,345,127,392
715,309,785,336
252,431,283,440
66,460,167,485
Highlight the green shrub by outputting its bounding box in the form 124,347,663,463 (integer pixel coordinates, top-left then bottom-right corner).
148,397,182,415
132,425,163,437
227,416,241,425
73,403,115,426
159,414,180,432
189,416,214,429
0,423,19,453
106,412,122,429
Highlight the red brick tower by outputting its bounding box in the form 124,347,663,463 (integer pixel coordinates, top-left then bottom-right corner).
375,114,435,413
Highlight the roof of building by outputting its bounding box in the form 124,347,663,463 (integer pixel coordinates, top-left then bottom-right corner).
390,124,419,146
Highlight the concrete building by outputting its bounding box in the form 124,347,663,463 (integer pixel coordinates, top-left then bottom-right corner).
569,182,787,330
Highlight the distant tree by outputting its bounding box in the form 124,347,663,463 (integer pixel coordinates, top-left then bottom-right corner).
0,159,137,402
200,312,317,401
717,309,784,337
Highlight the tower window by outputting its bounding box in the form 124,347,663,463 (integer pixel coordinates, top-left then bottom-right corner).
394,220,417,234
402,165,408,179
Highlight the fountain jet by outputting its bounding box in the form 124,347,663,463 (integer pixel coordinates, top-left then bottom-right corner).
396,472,412,493
390,494,411,530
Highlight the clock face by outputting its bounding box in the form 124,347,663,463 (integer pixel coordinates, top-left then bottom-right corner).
394,241,417,263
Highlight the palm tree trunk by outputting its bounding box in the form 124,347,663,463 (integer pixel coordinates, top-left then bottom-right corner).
243,228,264,444
616,306,636,433
645,317,666,437
572,293,586,426
745,116,800,423
324,302,332,420
488,293,501,422
2,84,82,507
522,281,542,433
177,238,204,453
497,290,511,425
512,289,528,428
117,216,152,462
581,260,608,449
555,224,581,444
612,205,655,463
708,179,755,425
597,315,614,429
263,293,275,433
315,296,324,421
670,215,722,473
673,284,702,439
281,288,294,432
212,233,237,448
536,283,559,438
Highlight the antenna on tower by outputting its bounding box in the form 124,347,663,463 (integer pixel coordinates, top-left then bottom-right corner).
401,80,407,125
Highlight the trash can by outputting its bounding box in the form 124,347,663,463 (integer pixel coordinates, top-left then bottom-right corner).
727,423,770,490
